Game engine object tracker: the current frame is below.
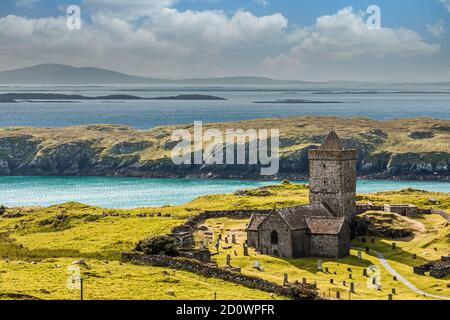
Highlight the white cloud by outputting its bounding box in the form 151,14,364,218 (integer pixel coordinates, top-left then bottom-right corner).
254,0,269,6
440,0,450,12
16,0,39,8
0,2,290,78
426,21,445,38
263,8,439,74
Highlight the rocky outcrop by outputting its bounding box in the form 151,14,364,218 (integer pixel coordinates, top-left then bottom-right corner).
0,118,449,180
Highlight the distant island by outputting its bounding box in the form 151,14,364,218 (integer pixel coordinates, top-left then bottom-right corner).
253,99,347,104
0,93,226,102
149,94,226,100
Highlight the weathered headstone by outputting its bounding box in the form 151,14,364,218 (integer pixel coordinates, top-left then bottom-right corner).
392,288,396,294
234,250,238,256
358,250,362,260
231,234,236,244
336,291,341,299
343,280,346,286
225,237,229,244
254,260,260,269
350,282,355,293
363,269,368,277
393,276,397,281
349,273,352,279
317,259,323,271
392,242,396,250
325,267,329,273
388,294,393,300
302,277,307,284
243,244,249,256
226,254,231,266
365,247,370,254
330,279,334,284
218,234,222,240
283,274,288,285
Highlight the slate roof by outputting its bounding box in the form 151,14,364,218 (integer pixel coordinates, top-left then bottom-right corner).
275,204,332,230
320,129,345,151
246,214,267,231
305,217,346,235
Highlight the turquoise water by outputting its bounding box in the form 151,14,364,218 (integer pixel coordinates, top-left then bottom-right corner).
0,176,448,208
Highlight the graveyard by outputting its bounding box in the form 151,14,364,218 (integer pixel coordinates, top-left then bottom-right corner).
0,183,449,300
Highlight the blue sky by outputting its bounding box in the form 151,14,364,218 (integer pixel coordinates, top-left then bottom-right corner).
0,0,449,81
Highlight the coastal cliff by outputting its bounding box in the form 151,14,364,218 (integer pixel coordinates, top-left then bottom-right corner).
0,117,448,180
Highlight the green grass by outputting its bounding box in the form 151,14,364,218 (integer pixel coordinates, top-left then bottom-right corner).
0,184,448,300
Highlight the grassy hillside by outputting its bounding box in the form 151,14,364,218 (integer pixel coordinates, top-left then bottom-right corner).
0,184,448,300
0,116,449,179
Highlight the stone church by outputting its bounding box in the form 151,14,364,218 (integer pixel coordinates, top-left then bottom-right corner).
246,130,357,258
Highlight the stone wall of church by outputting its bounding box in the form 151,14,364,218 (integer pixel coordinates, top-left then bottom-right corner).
258,213,293,258
247,231,259,248
292,229,310,258
308,149,357,221
310,234,340,258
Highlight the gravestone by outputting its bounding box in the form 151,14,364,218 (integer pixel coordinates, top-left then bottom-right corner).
218,234,222,240
254,260,260,269
283,274,288,285
225,237,229,244
234,250,238,256
199,240,205,251
330,279,334,284
392,288,396,294
336,291,341,299
226,254,231,266
358,250,362,260
349,274,352,279
317,259,323,271
350,282,355,293
393,276,397,281
365,247,370,254
343,280,346,286
231,234,236,244
372,278,377,285
388,294,393,300
392,243,396,250
302,278,307,284
363,269,368,277
325,267,329,273
377,285,382,291
243,244,249,256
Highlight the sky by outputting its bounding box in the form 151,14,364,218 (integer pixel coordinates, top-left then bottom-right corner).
0,0,449,81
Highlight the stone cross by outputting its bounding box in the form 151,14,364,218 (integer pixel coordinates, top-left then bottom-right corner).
231,234,236,244
226,254,231,266
317,259,323,271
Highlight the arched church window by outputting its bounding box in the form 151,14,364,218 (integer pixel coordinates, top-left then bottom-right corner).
271,231,278,244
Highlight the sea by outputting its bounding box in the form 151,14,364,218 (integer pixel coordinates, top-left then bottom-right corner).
0,83,448,208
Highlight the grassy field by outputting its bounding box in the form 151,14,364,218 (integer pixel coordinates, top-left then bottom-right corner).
0,183,449,300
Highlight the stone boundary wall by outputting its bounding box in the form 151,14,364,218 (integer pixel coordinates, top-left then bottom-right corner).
121,252,319,300
431,209,450,222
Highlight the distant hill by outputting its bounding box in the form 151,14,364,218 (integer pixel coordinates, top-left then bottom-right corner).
0,64,166,85
0,64,312,85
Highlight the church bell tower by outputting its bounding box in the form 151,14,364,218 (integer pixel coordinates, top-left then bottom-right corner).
308,129,357,221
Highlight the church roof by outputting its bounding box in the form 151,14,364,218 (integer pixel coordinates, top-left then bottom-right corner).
320,129,345,151
276,204,332,230
305,217,346,235
246,214,267,231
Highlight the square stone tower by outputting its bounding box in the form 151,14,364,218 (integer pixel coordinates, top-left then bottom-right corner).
308,130,357,221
